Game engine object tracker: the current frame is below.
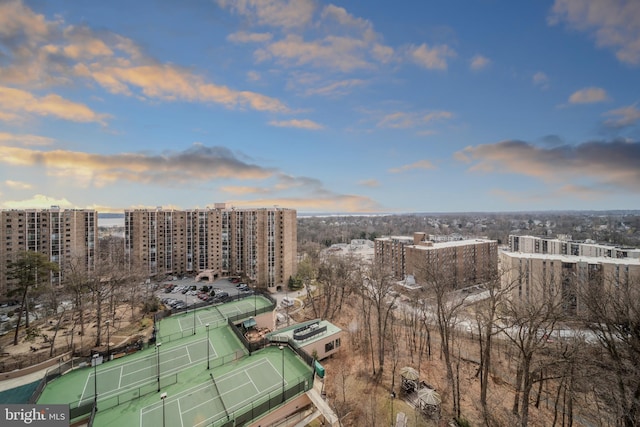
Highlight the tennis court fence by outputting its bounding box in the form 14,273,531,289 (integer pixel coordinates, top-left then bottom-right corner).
29,355,92,404
211,372,312,427
97,373,178,412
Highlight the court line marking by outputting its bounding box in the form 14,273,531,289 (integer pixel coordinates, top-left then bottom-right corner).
79,371,92,407
81,341,211,404
118,366,123,389
185,345,192,363
139,358,273,416
140,357,284,427
177,398,185,427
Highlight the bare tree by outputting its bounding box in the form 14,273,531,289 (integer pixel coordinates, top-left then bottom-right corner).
581,274,640,427
414,256,467,418
475,267,518,420
361,261,399,377
498,275,565,427
7,251,58,346
314,254,359,321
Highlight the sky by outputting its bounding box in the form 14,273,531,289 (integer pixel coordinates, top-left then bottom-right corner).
0,0,639,214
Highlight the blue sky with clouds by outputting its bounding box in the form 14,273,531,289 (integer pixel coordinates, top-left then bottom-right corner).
0,0,639,213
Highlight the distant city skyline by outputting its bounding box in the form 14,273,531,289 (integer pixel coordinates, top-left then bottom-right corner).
0,0,639,213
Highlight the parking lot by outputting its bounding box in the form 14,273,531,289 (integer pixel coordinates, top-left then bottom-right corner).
156,277,254,310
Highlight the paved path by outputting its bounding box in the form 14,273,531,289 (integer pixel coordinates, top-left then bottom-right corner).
0,366,49,392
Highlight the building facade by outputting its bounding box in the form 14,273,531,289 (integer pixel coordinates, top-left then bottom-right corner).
124,205,297,290
508,234,640,259
0,208,98,297
500,250,640,316
375,233,498,287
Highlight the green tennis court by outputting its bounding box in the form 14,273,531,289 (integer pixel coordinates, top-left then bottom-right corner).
139,351,297,427
37,294,315,427
75,337,217,406
157,296,272,341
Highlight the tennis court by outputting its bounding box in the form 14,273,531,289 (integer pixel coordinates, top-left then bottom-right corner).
76,337,217,407
37,294,315,427
139,357,286,427
157,296,272,341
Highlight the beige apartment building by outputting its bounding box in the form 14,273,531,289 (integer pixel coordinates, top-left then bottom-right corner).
0,208,98,297
124,205,297,291
508,234,640,259
375,233,498,287
500,250,640,316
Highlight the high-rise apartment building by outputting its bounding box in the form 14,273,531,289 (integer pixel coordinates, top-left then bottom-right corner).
500,250,640,316
124,205,297,290
0,208,98,297
503,235,640,315
375,233,498,287
508,234,640,259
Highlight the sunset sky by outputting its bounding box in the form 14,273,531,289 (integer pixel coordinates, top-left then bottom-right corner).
0,0,639,213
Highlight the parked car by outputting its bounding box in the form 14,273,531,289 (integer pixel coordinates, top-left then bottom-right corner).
281,297,294,307
236,283,249,290
212,292,229,303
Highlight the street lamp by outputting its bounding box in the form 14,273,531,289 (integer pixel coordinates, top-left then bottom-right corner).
92,353,99,406
160,392,167,427
206,323,210,370
156,342,162,392
279,345,285,403
193,302,196,335
105,320,110,361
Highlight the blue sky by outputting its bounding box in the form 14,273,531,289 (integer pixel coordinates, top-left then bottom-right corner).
0,0,639,213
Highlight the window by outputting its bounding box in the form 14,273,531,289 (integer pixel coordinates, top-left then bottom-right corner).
325,341,334,352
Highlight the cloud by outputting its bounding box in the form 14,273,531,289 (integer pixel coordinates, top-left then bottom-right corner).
2,194,73,209
0,0,57,47
388,160,436,173
4,180,33,190
216,0,316,29
455,139,640,192
470,54,491,70
409,43,456,70
0,86,109,124
84,63,289,113
0,2,290,115
549,0,640,65
321,4,376,42
358,179,380,188
568,87,610,104
255,34,373,72
223,2,395,75
304,79,366,97
0,132,55,146
533,71,550,89
603,104,640,128
268,119,324,129
0,143,276,186
227,31,273,43
377,110,453,129
246,71,261,82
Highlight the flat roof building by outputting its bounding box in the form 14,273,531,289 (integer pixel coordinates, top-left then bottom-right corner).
124,205,297,291
502,239,640,316
0,208,97,297
375,233,498,288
